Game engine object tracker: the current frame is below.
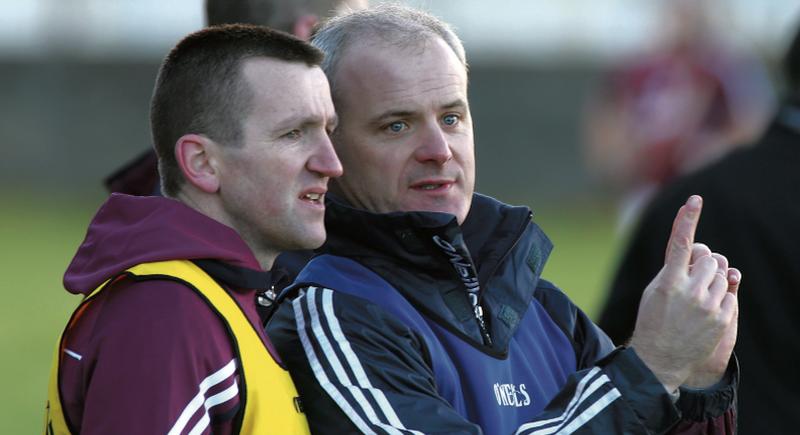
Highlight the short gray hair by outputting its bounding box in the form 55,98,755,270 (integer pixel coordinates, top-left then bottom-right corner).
311,3,467,95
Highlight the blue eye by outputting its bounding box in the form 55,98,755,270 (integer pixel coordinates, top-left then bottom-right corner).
442,114,459,126
387,121,407,133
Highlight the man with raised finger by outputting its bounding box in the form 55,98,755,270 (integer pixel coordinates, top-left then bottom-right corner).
268,5,739,434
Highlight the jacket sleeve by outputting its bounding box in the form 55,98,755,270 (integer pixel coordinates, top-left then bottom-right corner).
269,283,736,435
267,285,482,434
535,280,738,434
669,357,738,435
59,279,243,435
520,282,679,433
515,347,679,434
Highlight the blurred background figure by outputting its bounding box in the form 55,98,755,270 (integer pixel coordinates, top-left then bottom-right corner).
599,18,800,435
104,0,368,196
206,0,368,40
583,0,775,230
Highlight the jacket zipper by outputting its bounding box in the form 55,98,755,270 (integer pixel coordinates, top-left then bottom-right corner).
475,305,493,346
432,234,493,347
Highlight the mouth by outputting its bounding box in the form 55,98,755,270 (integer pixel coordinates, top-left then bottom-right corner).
300,189,326,205
410,180,454,192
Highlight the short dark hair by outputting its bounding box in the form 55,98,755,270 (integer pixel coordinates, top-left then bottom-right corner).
786,22,800,93
205,0,347,32
150,24,323,196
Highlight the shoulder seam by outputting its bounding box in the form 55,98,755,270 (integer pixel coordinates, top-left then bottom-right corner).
532,280,581,362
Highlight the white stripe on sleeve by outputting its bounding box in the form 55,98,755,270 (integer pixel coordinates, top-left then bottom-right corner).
186,380,240,435
321,289,423,434
293,288,375,435
168,359,237,435
295,286,423,435
555,388,621,434
516,367,602,433
516,368,621,435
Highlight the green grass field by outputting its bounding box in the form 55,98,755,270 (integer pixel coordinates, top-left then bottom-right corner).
1,191,104,432
0,191,622,432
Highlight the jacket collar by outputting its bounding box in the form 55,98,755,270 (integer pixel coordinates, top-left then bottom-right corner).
322,193,536,274
320,193,553,353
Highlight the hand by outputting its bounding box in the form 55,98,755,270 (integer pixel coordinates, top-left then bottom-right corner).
684,264,740,388
629,195,739,393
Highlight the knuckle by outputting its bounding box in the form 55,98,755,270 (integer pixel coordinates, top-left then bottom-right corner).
655,275,685,295
712,253,728,267
673,236,692,250
695,256,718,272
690,292,706,307
714,310,731,327
691,299,720,321
701,303,719,318
653,282,675,295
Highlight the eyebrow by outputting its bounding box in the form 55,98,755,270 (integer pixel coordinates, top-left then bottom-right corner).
274,113,338,132
371,99,468,124
441,98,468,111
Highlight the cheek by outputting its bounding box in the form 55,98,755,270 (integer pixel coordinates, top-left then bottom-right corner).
338,143,384,180
336,133,410,186
243,159,294,203
453,134,475,158
454,139,476,171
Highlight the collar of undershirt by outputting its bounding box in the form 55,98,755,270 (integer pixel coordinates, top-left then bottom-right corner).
192,258,288,292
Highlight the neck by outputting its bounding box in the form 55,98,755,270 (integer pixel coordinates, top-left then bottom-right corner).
175,189,277,271
253,251,276,272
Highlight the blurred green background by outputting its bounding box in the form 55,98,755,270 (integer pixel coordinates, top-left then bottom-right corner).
0,190,622,432
2,191,105,432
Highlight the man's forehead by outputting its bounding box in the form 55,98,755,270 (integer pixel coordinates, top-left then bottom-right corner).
242,58,327,96
270,87,336,127
335,38,468,110
341,36,463,72
240,59,334,125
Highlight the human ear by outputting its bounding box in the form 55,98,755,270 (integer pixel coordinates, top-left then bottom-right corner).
292,14,319,41
174,134,220,193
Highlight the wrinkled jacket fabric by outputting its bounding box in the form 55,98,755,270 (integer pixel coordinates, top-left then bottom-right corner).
268,193,737,434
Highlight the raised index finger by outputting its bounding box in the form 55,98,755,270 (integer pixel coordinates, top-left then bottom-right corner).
663,195,703,277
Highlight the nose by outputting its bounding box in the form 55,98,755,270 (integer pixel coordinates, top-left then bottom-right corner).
307,134,344,178
413,122,453,165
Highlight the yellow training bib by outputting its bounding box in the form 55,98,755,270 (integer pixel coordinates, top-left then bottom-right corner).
44,259,309,434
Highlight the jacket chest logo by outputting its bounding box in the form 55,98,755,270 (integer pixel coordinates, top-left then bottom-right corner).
431,235,480,294
493,382,531,408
